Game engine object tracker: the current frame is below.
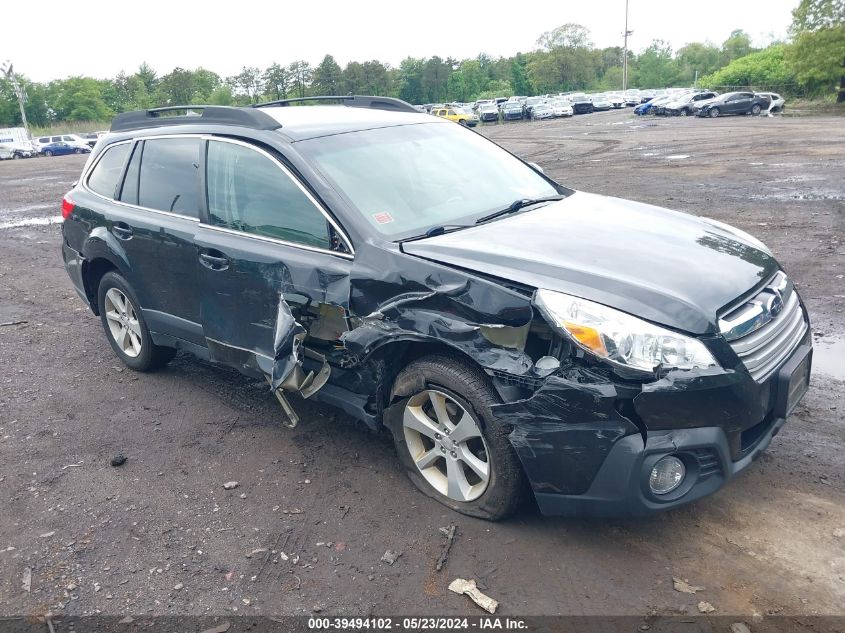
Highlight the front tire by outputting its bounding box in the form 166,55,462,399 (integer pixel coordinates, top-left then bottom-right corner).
44,150,53,157
389,355,526,520
751,104,762,116
97,271,176,372
709,107,720,118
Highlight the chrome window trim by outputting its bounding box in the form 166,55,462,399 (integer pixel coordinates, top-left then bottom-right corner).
81,136,201,223
197,222,354,260
202,135,355,257
82,138,133,195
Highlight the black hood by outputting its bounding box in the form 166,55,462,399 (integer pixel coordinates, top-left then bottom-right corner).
401,192,779,335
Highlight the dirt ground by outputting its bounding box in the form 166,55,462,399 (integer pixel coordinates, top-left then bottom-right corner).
1,109,843,623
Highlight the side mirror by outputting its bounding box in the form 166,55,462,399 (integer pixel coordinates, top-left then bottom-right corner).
529,162,544,174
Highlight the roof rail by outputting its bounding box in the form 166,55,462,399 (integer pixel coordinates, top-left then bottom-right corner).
110,105,282,132
252,95,420,114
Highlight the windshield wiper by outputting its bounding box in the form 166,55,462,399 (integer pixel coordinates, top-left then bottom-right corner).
475,195,565,225
397,223,475,243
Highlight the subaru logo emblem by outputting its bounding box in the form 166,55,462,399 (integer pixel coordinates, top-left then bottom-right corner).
765,290,784,318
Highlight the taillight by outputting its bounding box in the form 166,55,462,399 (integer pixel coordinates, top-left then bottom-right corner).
61,195,75,220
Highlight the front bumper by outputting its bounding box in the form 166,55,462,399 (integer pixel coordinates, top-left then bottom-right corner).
493,333,812,517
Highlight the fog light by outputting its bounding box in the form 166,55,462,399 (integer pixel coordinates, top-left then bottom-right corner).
649,456,686,495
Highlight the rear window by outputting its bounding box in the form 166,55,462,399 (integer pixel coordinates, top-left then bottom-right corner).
137,138,200,217
87,143,130,199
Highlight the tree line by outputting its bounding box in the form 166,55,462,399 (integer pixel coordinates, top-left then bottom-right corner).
1,0,841,127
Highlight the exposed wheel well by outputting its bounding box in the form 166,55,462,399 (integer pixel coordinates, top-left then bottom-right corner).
82,258,117,315
368,339,495,410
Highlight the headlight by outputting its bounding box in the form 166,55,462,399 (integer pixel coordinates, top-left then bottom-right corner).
534,289,718,373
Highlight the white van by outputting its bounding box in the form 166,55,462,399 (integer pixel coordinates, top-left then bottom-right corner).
35,133,91,152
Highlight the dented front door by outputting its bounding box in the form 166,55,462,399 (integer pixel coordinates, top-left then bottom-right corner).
196,137,352,389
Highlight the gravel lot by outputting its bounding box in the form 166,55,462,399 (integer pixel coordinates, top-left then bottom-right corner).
1,109,843,622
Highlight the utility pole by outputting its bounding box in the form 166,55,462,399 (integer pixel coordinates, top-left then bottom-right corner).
622,0,633,92
1,60,29,133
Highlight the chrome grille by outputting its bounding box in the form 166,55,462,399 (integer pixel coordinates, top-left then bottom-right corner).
723,276,807,382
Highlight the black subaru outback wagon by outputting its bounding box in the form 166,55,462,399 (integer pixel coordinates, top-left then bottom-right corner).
61,96,812,520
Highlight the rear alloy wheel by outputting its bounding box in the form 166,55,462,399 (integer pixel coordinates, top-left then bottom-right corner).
680,108,689,117
74,148,83,154
709,107,720,118
390,356,526,520
751,104,762,116
97,271,176,372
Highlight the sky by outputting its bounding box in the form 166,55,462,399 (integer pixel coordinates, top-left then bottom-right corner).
3,0,798,82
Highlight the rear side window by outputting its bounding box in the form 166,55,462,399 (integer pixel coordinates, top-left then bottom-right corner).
205,140,330,249
87,143,130,199
138,138,199,217
119,142,143,205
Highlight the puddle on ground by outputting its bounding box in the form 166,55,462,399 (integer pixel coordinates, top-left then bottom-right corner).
0,203,53,214
813,335,845,380
0,215,63,230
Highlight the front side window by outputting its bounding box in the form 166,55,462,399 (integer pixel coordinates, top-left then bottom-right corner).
138,138,200,217
298,121,562,239
87,143,130,198
205,140,330,249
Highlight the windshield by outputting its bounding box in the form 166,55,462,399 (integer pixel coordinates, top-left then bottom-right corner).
297,122,562,239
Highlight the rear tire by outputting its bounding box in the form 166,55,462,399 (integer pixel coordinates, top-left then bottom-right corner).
97,271,176,372
44,150,53,157
389,355,526,521
458,119,468,127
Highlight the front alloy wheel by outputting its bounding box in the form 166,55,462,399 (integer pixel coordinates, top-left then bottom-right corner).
389,356,526,520
403,389,490,502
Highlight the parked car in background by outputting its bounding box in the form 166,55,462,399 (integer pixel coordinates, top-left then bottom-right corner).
501,102,524,120
757,92,786,114
624,90,641,106
40,141,92,156
664,91,719,116
550,99,574,117
531,103,554,120
523,96,546,119
431,106,479,127
606,93,626,108
477,103,500,122
0,143,15,160
570,93,593,114
634,95,674,116
591,95,613,111
696,92,770,118
640,90,656,103
36,134,92,152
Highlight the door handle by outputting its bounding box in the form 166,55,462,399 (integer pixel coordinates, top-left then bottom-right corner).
112,222,133,240
199,251,229,271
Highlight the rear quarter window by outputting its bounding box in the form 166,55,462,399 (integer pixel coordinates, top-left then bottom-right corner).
137,138,200,217
87,143,131,199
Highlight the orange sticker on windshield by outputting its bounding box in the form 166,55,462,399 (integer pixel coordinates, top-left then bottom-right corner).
373,212,394,224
